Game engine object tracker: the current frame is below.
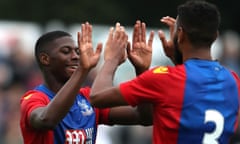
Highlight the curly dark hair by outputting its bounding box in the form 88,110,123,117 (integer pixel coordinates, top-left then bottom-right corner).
177,0,221,47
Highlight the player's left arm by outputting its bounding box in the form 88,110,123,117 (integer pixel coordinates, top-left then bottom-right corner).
127,20,154,125
91,21,153,125
93,86,152,126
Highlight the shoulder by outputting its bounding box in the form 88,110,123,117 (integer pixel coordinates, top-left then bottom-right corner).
140,65,186,80
20,90,49,104
120,65,186,93
20,90,50,114
20,90,51,127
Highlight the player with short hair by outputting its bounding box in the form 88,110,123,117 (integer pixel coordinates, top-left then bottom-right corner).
20,22,154,144
90,1,240,143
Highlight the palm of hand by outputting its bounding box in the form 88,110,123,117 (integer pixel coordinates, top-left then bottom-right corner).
130,42,152,70
104,25,128,65
79,43,98,69
77,22,101,70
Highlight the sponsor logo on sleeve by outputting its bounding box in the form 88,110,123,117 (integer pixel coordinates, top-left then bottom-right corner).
153,66,168,74
23,94,33,100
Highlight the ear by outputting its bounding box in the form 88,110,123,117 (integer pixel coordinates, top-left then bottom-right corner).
39,52,50,66
177,27,184,43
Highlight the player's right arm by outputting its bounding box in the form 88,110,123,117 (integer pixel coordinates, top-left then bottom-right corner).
26,23,102,130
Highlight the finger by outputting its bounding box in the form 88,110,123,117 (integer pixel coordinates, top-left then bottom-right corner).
158,30,168,48
81,23,86,43
161,17,175,28
147,30,154,49
123,31,128,48
115,22,121,39
162,17,176,40
120,26,127,44
162,16,176,23
126,41,131,56
133,21,139,46
84,23,88,43
161,16,176,22
95,43,103,56
137,21,142,42
88,22,92,43
106,27,114,45
141,22,146,43
77,32,81,48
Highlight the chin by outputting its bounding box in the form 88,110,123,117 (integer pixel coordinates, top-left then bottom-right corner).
68,71,75,77
67,68,77,75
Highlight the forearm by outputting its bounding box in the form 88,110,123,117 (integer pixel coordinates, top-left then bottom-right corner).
91,60,118,95
31,69,89,129
90,59,125,108
48,69,89,117
136,103,153,126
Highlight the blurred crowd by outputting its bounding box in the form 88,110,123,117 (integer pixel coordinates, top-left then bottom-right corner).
0,21,239,144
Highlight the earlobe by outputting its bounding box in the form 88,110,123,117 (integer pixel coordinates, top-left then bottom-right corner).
39,53,50,65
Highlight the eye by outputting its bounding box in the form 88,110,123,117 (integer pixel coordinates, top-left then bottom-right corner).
61,47,71,54
75,48,80,55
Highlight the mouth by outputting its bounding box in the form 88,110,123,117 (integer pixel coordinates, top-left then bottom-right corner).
67,65,79,72
69,65,78,69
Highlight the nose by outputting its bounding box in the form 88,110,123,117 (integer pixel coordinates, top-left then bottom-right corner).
71,50,79,59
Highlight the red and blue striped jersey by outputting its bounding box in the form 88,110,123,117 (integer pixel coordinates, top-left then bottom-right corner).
20,85,110,144
120,59,240,144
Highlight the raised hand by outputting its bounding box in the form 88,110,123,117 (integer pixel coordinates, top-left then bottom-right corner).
77,22,102,70
128,20,154,75
158,16,176,62
104,22,128,65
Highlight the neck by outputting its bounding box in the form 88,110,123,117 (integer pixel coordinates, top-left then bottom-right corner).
42,73,66,93
182,46,212,62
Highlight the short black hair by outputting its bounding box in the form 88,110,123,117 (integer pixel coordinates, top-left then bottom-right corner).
177,0,221,47
34,31,71,68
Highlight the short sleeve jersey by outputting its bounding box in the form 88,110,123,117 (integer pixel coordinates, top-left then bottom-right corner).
20,85,110,144
120,59,240,144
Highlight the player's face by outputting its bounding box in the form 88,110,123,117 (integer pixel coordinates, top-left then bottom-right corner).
47,36,79,82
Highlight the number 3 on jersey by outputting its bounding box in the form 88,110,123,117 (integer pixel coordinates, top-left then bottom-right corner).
202,110,224,144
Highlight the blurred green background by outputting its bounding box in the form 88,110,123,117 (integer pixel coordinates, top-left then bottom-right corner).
0,0,239,32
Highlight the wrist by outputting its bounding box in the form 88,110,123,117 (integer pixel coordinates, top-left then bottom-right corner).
104,58,120,66
102,59,119,73
135,67,148,76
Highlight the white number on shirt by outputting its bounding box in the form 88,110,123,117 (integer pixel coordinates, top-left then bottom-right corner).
202,109,224,144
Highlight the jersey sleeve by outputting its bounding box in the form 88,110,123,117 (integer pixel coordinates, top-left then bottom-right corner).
119,65,185,107
231,71,240,94
230,71,240,131
96,108,111,125
20,90,50,128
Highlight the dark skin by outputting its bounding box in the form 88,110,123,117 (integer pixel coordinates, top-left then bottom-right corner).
158,16,214,64
29,22,153,130
30,22,102,129
90,17,216,114
90,21,154,123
